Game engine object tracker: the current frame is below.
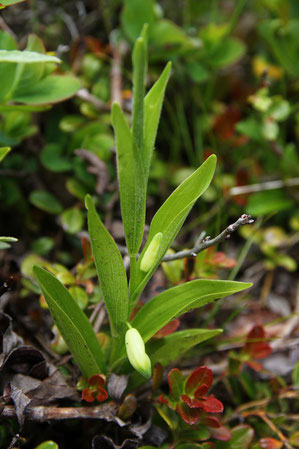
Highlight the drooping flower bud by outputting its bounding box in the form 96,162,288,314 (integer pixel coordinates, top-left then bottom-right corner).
125,327,152,378
140,232,163,272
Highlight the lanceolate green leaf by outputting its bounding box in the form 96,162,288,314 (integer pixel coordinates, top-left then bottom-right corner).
132,28,147,152
86,195,129,337
148,328,222,367
33,266,106,378
112,103,146,256
132,279,251,342
0,50,60,64
11,75,81,105
143,61,171,178
131,155,217,304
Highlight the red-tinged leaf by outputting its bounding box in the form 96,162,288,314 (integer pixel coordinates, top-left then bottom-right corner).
81,236,91,261
96,387,108,402
259,437,283,449
82,388,96,402
152,363,163,394
185,366,213,395
210,426,232,441
212,252,226,265
182,394,203,408
194,384,210,397
88,374,105,387
244,325,272,359
153,318,180,338
168,368,184,402
201,396,223,413
201,416,221,428
158,394,170,406
176,401,202,425
182,395,223,413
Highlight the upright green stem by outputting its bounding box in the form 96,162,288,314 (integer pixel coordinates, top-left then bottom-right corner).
129,255,137,307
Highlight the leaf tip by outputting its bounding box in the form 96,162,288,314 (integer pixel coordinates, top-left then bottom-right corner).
84,194,92,210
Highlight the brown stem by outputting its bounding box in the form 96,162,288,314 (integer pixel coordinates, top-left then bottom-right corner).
162,214,254,262
1,403,119,423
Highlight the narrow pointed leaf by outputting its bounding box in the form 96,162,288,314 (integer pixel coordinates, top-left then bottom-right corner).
132,31,147,152
33,266,106,378
86,195,128,337
131,155,217,303
143,61,171,177
112,103,146,256
0,50,60,64
132,279,251,342
11,75,81,104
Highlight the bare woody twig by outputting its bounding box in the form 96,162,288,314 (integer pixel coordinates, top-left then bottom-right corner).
76,88,109,111
162,214,254,262
1,403,119,423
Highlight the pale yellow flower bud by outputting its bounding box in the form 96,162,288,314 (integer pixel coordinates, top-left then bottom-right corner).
140,232,163,272
125,327,152,378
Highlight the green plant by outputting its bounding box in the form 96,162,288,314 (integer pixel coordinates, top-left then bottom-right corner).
33,26,251,382
0,146,17,249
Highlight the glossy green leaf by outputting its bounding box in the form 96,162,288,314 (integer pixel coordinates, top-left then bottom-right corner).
0,32,17,101
33,266,106,377
148,328,222,367
132,27,147,152
12,75,81,105
29,190,63,214
143,62,171,178
86,195,128,337
12,34,46,99
0,50,60,64
0,146,11,163
131,155,217,303
132,279,251,342
111,103,146,256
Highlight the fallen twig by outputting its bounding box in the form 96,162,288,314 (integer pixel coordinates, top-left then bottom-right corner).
162,214,254,262
1,403,119,423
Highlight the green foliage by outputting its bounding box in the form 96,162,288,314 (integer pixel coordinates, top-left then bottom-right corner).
34,28,250,381
33,266,106,378
86,194,128,341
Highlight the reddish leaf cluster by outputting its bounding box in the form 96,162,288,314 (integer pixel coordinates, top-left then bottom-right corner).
159,366,231,441
243,325,272,371
81,374,108,403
